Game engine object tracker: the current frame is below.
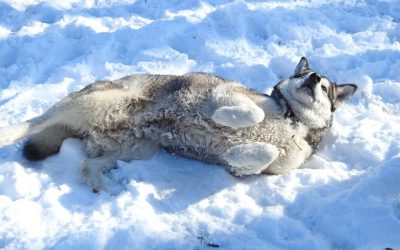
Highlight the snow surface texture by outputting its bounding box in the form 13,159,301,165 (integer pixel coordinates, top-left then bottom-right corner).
0,0,400,249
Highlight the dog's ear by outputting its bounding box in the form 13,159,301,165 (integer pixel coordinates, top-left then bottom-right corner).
334,84,357,109
336,84,357,102
294,57,310,76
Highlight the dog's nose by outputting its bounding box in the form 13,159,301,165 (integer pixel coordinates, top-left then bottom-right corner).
309,73,321,83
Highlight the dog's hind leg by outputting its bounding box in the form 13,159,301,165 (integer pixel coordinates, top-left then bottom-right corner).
23,125,78,161
81,138,160,192
81,152,120,192
119,138,160,161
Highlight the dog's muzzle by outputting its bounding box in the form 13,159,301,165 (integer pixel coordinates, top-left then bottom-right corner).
301,73,321,99
304,73,321,88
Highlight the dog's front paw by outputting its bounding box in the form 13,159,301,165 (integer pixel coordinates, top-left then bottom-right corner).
211,104,265,128
225,142,279,176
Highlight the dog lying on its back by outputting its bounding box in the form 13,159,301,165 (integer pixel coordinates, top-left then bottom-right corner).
0,57,357,191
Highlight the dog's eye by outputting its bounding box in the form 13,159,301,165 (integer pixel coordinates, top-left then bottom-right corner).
321,86,327,93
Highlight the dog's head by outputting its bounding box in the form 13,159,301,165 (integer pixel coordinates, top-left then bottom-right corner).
274,57,357,129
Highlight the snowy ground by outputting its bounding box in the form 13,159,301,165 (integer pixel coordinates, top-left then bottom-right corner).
0,0,400,249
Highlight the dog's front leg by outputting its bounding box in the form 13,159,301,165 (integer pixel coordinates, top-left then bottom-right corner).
210,92,267,128
81,152,120,192
211,104,265,128
224,142,279,176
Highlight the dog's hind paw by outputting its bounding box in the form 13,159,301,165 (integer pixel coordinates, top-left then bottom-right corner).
81,160,111,193
80,153,120,192
225,142,279,176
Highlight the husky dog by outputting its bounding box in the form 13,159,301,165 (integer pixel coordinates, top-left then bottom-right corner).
0,57,356,191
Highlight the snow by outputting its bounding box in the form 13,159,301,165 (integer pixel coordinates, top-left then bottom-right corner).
0,0,400,249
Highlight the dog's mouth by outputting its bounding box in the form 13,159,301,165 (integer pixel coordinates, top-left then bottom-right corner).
299,73,321,99
301,84,314,98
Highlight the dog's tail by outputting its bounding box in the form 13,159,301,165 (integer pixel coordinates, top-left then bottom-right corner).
0,114,57,147
0,122,32,147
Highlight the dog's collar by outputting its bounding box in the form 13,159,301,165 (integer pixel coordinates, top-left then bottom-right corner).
271,85,297,121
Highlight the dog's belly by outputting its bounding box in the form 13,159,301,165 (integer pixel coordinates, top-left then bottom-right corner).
83,105,313,174
139,114,313,171
81,73,314,172
140,117,233,165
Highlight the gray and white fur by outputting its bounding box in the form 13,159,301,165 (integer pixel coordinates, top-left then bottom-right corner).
0,57,357,192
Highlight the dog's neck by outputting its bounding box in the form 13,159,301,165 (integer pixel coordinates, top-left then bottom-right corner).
270,84,333,152
271,85,297,122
